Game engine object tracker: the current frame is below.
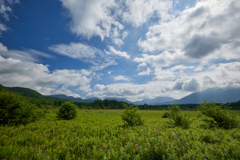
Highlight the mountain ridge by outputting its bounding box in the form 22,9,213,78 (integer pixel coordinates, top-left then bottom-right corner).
1,84,240,105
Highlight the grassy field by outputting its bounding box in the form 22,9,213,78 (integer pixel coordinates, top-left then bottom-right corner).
1,110,240,160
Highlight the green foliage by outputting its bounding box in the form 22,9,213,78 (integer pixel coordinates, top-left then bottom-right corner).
1,110,240,159
121,104,143,127
167,103,192,129
198,101,239,129
57,101,77,120
0,90,40,126
162,111,169,118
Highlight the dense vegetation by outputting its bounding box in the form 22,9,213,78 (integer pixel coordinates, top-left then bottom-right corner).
0,88,46,126
1,87,240,159
0,110,240,159
121,104,143,127
57,102,77,120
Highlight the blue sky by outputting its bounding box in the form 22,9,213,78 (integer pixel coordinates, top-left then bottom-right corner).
0,0,240,101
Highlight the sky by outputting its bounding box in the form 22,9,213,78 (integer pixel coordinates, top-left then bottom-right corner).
0,0,240,101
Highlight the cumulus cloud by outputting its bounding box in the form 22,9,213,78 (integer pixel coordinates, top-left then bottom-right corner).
59,0,173,45
0,55,91,97
85,61,240,101
137,62,147,68
172,61,240,92
0,42,7,52
182,78,201,92
138,68,151,76
54,86,81,98
173,78,201,92
60,0,123,41
122,0,173,27
49,42,118,71
133,51,183,68
87,83,146,101
78,85,92,93
138,0,240,62
203,76,216,86
113,75,130,81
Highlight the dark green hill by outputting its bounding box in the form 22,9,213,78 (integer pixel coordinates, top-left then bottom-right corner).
0,84,66,101
48,94,90,102
0,84,44,99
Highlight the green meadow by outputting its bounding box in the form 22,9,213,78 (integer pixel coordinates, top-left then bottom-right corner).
1,110,240,160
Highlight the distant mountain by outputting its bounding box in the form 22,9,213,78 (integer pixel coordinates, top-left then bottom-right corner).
133,96,176,105
175,88,240,104
48,94,91,102
104,97,131,103
86,97,100,102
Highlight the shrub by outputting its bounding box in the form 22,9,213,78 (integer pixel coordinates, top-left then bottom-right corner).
57,101,77,120
198,101,239,129
0,90,39,126
121,104,143,127
167,103,191,129
162,112,170,118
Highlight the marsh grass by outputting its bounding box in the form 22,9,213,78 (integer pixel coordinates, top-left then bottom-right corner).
0,109,240,159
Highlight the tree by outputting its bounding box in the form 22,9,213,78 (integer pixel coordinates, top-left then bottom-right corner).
198,101,239,129
57,101,77,120
121,104,143,127
167,103,191,129
0,90,39,126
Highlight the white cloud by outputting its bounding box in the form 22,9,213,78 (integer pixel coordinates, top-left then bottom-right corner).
182,78,201,92
138,0,240,62
0,23,7,33
54,86,81,98
0,55,91,97
122,0,173,27
49,42,118,71
138,68,151,76
113,75,130,81
137,62,147,68
60,0,123,41
88,83,146,101
80,69,92,76
0,2,11,21
0,43,53,62
6,0,20,5
108,46,130,59
85,61,240,101
172,61,240,92
108,71,112,74
59,0,173,45
111,30,129,46
0,42,7,52
78,85,92,93
87,80,190,101
0,0,20,35
133,51,183,68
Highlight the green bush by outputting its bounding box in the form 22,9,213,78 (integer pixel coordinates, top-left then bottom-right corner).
0,90,39,126
121,104,143,127
167,103,191,129
162,111,170,118
198,101,239,129
57,101,77,120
